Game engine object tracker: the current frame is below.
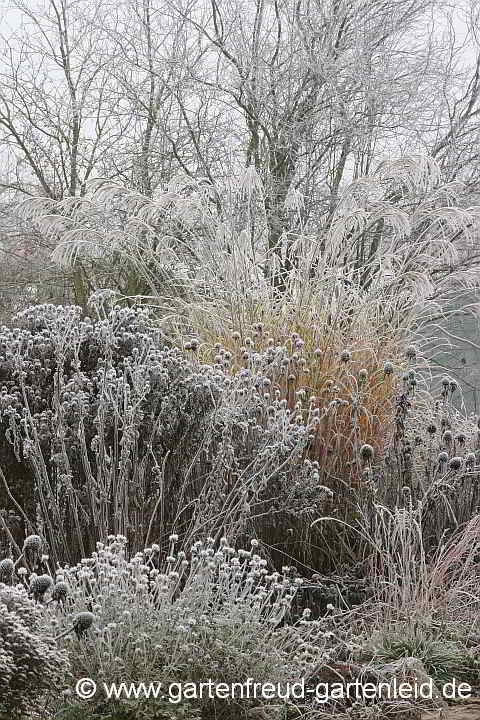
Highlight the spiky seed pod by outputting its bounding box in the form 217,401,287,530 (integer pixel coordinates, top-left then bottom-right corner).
427,424,437,435
0,557,14,579
360,444,374,462
456,433,466,445
448,457,463,472
23,534,43,569
465,452,476,469
358,369,368,382
340,350,351,363
73,611,95,639
442,430,453,444
438,451,449,464
441,376,450,388
23,535,42,552
52,581,68,602
406,345,417,360
30,574,53,600
449,380,458,393
383,361,394,376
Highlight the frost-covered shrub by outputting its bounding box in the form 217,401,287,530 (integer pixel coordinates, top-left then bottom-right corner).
0,297,324,569
45,535,324,720
0,582,70,718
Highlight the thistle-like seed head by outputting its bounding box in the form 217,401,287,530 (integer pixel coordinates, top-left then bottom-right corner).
30,574,53,598
360,443,374,462
52,581,68,602
383,361,394,375
23,534,42,552
448,456,463,471
0,557,14,578
73,611,95,638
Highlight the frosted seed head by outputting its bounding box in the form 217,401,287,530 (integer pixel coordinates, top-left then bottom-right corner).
360,444,374,462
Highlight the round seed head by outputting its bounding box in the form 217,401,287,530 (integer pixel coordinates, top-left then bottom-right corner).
23,534,42,552
438,451,449,464
340,350,351,363
448,456,463,471
73,611,95,637
406,345,416,360
0,558,14,578
442,430,453,444
30,574,53,597
360,444,374,462
52,581,68,602
465,452,476,468
383,361,394,375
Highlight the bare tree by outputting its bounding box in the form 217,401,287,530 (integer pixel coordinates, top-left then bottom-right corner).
0,0,128,199
147,0,475,289
2,0,480,315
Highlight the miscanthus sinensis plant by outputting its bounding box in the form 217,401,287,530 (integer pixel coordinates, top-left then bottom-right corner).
0,581,70,718
15,156,480,347
40,535,325,719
